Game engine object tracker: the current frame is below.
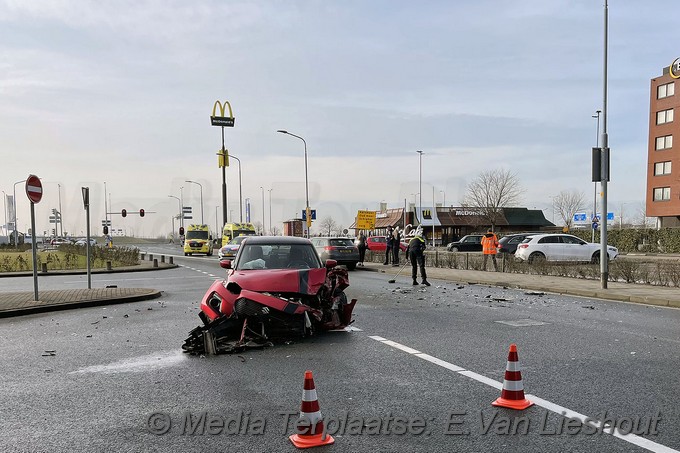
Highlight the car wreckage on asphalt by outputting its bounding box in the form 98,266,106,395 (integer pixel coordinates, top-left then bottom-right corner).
182,236,357,355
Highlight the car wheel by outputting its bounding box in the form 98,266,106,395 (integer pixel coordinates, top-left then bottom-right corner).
347,262,357,270
451,246,459,252
184,253,188,256
527,252,545,264
591,252,608,264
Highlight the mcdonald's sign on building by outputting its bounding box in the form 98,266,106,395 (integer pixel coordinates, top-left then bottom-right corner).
211,100,235,127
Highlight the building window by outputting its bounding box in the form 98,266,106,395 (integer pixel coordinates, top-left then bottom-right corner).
654,161,672,175
658,82,675,99
653,187,671,201
656,135,673,150
657,108,674,125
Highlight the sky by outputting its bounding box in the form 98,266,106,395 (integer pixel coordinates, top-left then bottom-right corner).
1,0,678,238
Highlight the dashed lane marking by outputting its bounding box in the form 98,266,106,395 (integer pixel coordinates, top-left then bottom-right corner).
368,335,678,453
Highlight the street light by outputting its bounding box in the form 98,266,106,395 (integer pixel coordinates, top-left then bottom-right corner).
277,130,310,238
185,180,204,224
268,188,273,234
260,186,265,235
229,154,243,223
417,151,424,226
592,109,601,242
168,195,181,233
12,179,26,246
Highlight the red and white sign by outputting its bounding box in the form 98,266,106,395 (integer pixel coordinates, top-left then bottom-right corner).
25,174,43,204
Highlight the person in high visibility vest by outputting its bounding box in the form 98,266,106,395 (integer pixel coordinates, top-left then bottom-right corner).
407,227,430,286
481,228,499,272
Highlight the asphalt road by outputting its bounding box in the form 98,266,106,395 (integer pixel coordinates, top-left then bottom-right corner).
0,243,678,453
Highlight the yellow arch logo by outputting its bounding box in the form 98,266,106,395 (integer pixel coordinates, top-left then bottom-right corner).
670,58,680,79
211,100,235,127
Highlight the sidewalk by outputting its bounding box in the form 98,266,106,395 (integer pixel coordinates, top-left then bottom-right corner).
0,260,174,318
361,262,680,309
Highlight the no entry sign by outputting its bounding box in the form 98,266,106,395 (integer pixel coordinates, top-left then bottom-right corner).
25,174,43,204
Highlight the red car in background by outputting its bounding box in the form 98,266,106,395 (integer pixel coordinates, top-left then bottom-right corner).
365,236,408,252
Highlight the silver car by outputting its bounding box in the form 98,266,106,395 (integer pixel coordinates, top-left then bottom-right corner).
310,237,360,270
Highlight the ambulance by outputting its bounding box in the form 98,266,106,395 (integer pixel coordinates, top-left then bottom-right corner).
183,224,214,256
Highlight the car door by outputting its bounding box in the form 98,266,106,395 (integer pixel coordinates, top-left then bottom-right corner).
537,235,564,261
462,236,481,251
561,235,589,261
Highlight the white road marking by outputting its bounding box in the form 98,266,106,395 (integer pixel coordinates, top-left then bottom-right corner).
370,336,678,453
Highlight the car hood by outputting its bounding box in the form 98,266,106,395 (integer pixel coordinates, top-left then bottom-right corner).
228,268,327,295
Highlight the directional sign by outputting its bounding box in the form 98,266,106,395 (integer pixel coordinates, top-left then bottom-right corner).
356,210,377,230
573,213,587,223
25,174,43,204
301,209,317,221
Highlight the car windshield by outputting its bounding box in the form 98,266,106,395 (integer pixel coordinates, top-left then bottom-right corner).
186,231,208,240
236,243,322,270
229,236,248,245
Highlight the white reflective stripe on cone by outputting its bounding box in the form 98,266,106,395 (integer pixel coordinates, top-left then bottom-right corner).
505,361,521,372
299,410,323,424
302,389,318,401
502,380,524,392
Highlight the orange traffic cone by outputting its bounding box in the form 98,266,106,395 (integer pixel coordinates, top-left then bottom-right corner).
289,370,335,449
492,343,534,410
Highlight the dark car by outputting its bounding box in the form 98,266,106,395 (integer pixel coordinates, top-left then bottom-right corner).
446,234,484,252
498,233,542,255
311,237,360,270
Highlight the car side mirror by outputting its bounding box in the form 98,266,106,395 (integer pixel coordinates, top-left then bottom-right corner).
325,259,338,268
219,259,232,269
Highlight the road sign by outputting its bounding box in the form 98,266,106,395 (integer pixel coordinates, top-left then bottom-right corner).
25,175,43,204
301,209,317,221
573,213,587,223
101,220,111,226
356,210,377,230
592,222,599,230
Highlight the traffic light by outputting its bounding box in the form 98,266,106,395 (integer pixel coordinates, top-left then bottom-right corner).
139,209,145,217
179,226,184,236
103,226,109,235
51,228,56,235
122,209,127,218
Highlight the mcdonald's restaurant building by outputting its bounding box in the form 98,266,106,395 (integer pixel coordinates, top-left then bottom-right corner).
350,206,554,245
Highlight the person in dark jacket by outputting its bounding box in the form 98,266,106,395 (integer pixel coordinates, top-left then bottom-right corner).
407,227,430,286
392,227,401,266
384,227,393,265
357,232,367,266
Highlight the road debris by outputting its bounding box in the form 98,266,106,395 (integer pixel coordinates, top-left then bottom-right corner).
42,350,56,357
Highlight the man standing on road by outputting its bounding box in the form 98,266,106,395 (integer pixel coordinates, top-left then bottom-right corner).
481,228,499,271
357,231,367,267
384,227,393,265
408,227,430,286
392,227,401,266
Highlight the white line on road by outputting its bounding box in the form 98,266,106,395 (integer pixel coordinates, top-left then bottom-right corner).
368,335,678,453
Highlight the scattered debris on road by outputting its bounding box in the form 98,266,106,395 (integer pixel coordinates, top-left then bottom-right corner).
42,350,56,357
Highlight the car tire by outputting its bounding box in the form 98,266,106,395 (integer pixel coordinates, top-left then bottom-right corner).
347,262,357,270
527,252,545,264
591,252,609,264
451,246,459,252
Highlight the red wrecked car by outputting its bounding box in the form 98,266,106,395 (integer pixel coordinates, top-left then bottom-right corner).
182,236,357,355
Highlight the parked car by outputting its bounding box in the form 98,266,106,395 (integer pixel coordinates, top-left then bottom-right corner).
366,236,408,252
50,237,73,246
498,233,542,255
446,234,484,252
74,238,97,247
515,233,619,264
311,237,360,270
218,235,249,261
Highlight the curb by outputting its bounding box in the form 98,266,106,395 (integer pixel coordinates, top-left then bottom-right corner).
0,289,163,318
0,263,177,279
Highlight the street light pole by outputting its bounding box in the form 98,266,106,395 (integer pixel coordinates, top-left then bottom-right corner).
417,151,423,227
592,109,601,242
277,130,310,238
600,0,610,289
260,186,265,235
229,154,243,223
168,195,181,235
185,180,204,224
268,188,273,234
12,179,26,246
215,205,219,236
1,190,6,237
179,186,184,230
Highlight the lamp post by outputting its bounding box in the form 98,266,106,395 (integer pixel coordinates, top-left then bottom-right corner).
229,154,243,222
592,109,601,242
277,130,310,238
185,180,204,224
260,186,265,235
417,151,423,226
268,188,273,234
1,190,6,236
215,205,220,237
599,0,610,289
168,195,181,234
440,190,446,207
12,179,26,246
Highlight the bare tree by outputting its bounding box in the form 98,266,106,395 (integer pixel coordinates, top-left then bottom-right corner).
318,216,338,236
554,190,586,229
269,225,281,236
253,221,264,235
462,169,524,229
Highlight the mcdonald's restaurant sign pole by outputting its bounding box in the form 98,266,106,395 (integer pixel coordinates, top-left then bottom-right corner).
211,100,235,228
